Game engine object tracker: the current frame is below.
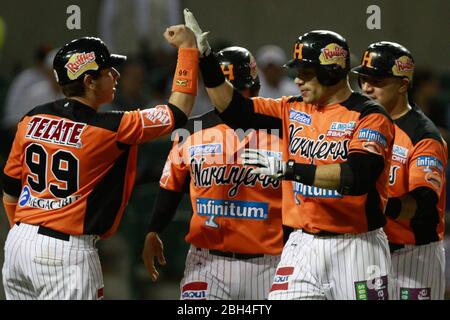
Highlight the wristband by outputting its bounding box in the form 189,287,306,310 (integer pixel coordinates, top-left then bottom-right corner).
171,48,199,95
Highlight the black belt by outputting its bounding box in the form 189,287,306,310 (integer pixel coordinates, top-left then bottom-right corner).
203,248,264,260
389,242,405,253
16,222,70,241
302,229,342,237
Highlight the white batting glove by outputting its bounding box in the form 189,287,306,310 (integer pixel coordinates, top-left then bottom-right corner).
183,8,211,57
242,149,286,180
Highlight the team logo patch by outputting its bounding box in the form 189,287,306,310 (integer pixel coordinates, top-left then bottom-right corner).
319,43,348,68
417,156,443,172
189,143,222,157
392,144,408,164
181,282,208,300
392,55,414,80
65,52,98,80
326,121,356,137
220,63,234,81
400,287,431,300
19,186,31,207
270,266,294,292
289,109,311,125
196,198,268,220
354,275,388,300
141,105,172,128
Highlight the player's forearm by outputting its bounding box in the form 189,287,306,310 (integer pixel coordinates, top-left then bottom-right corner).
284,162,340,190
147,187,184,234
3,192,18,227
168,92,196,117
205,81,234,113
169,47,199,117
199,53,234,113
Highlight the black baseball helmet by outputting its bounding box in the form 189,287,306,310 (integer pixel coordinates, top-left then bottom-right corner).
285,30,350,86
53,37,127,85
217,46,260,92
352,41,414,81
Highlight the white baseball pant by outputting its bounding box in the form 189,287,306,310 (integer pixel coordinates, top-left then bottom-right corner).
390,241,445,300
180,246,280,300
2,223,103,300
268,228,393,300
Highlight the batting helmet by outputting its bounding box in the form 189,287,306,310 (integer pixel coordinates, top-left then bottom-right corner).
217,46,260,92
351,41,415,81
285,30,350,86
53,37,127,85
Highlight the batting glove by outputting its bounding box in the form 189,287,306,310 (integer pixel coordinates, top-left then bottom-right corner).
242,149,286,180
183,8,211,57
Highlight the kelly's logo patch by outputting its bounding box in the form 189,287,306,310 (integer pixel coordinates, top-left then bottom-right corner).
289,109,311,125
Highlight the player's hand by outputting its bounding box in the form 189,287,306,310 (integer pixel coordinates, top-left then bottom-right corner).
142,232,167,282
164,25,197,49
183,8,211,57
242,149,286,180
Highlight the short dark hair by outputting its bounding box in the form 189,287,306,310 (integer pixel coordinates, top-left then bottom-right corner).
61,70,102,97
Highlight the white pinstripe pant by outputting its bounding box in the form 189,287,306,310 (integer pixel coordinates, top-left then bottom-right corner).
390,241,445,300
180,246,280,300
268,228,393,300
2,223,103,300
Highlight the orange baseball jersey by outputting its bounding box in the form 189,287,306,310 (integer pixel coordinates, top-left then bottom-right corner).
249,92,395,234
384,107,447,245
160,111,283,255
3,98,180,238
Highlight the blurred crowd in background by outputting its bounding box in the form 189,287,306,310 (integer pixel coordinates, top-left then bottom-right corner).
0,0,449,299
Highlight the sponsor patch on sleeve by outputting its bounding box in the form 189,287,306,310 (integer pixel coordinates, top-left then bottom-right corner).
358,128,387,155
140,105,172,128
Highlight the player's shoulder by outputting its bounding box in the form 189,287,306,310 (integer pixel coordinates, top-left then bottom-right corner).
184,109,222,134
341,92,392,122
24,98,124,132
172,109,222,145
395,105,444,146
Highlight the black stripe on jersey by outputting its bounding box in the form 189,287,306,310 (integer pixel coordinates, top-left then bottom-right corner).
341,92,393,122
84,148,129,235
2,173,22,197
219,89,282,132
24,99,124,132
394,107,443,146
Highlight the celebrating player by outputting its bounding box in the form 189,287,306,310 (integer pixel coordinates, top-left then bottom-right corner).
352,42,447,300
180,10,395,300
2,25,198,300
142,45,286,300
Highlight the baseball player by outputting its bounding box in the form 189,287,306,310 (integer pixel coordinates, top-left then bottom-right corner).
2,24,198,300
352,42,447,300
182,10,395,300
142,46,285,300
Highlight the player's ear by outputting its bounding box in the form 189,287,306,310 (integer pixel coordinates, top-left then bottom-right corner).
398,78,409,94
83,74,95,90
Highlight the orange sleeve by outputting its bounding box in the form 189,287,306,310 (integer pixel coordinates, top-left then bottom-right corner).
251,97,284,120
349,113,394,160
159,139,189,192
116,105,175,145
3,121,26,199
408,138,448,195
